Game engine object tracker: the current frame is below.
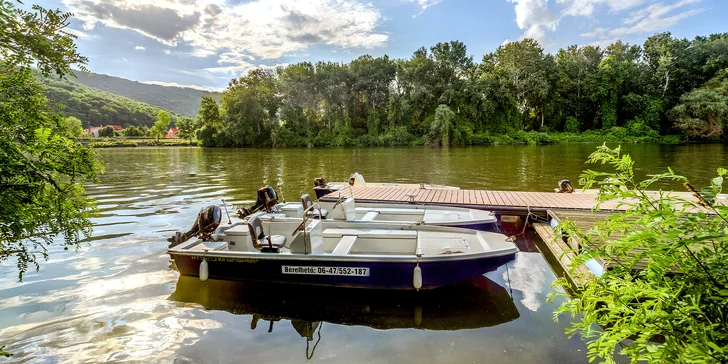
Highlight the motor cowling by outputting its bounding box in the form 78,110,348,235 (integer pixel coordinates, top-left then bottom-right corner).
168,205,222,247
313,177,327,187
256,186,278,212
237,186,279,218
557,179,574,193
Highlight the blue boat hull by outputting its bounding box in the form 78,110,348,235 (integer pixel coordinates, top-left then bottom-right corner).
170,253,515,290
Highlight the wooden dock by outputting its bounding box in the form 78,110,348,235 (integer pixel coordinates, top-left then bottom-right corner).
320,187,622,216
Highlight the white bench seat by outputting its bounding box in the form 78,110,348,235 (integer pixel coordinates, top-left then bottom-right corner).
360,211,379,221
331,236,358,254
322,228,418,240
358,207,423,215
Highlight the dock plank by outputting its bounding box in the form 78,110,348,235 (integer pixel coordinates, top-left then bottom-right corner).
319,187,635,216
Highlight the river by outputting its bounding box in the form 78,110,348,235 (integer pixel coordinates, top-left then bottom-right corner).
0,144,725,363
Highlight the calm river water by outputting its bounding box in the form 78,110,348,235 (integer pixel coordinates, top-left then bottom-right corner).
1,144,726,363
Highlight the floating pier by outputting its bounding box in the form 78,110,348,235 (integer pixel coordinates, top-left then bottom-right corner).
320,187,623,217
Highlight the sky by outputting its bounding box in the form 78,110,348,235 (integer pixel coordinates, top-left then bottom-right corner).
31,0,728,91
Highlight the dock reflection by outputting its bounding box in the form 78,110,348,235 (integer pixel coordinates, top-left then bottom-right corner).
169,275,519,333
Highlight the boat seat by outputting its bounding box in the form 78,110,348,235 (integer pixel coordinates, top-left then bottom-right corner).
331,236,358,254
323,228,417,240
248,215,286,251
301,194,328,219
360,211,379,221
375,208,422,215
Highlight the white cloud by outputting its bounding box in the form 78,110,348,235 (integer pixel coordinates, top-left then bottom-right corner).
141,80,223,92
505,0,702,47
556,0,645,17
622,0,699,25
63,0,388,62
134,46,145,50
507,0,559,45
64,27,88,38
404,0,444,17
164,50,171,54
581,0,703,40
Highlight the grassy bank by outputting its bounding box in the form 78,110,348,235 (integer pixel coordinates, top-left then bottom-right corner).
85,138,197,148
270,126,682,147
84,128,685,148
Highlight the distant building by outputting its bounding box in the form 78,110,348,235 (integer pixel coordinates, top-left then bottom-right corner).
84,126,103,138
83,125,124,138
165,127,179,138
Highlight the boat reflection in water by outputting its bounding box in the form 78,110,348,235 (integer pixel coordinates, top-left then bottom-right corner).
169,275,519,359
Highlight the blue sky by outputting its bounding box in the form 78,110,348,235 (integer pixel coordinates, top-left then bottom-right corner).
33,0,727,91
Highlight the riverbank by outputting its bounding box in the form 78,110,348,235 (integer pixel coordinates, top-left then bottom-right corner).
85,128,686,149
84,139,197,148
270,126,684,147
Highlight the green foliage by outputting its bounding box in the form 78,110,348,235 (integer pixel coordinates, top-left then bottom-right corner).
89,141,137,148
59,116,83,138
430,104,456,145
551,144,728,363
144,140,192,147
669,70,728,138
97,125,115,138
176,117,198,142
1,67,102,280
0,0,87,76
564,116,580,133
198,96,221,126
150,111,171,142
1,1,102,282
121,125,145,137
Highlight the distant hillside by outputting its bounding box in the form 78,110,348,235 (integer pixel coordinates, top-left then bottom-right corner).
38,72,180,128
71,72,220,117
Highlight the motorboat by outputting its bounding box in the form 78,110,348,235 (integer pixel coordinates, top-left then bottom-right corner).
272,192,496,231
167,202,518,290
313,172,459,199
234,187,495,230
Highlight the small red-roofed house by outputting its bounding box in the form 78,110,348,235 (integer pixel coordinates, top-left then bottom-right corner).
165,127,179,138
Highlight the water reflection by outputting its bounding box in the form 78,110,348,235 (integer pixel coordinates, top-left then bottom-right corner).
169,276,519,360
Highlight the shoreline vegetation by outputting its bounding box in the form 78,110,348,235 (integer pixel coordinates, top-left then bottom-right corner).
85,128,683,148
184,33,727,149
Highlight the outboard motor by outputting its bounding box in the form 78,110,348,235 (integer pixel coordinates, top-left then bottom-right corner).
168,205,222,247
237,186,280,218
313,177,327,187
348,172,366,187
556,179,574,193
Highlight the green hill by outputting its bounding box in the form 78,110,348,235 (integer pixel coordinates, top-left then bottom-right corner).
38,73,179,128
70,72,219,117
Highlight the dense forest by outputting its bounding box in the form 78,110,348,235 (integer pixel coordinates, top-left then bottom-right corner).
71,72,220,117
195,32,728,147
38,72,179,128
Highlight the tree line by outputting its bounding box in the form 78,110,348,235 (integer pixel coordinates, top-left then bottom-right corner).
193,32,728,147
